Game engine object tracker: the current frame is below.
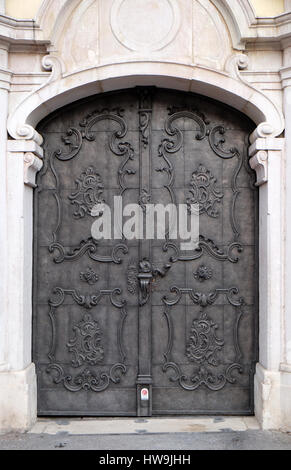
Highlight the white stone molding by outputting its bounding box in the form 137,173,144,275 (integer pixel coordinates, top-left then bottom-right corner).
254,363,281,430
0,40,10,372
5,139,43,368
35,0,74,41
249,123,278,143
0,1,5,15
23,152,43,188
224,52,249,78
14,124,43,145
249,150,268,186
48,0,99,74
0,0,288,48
252,132,285,428
6,138,43,155
280,363,291,372
280,65,291,88
0,364,37,433
0,67,11,90
248,135,284,186
6,53,64,145
7,140,43,176
211,1,291,48
0,139,41,431
279,39,291,431
41,54,64,81
0,15,42,44
193,0,231,70
225,53,284,139
211,0,255,48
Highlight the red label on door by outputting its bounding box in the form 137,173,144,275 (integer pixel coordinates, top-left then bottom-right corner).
141,388,149,401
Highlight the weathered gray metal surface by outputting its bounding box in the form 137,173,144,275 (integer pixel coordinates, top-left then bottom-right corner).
34,88,258,416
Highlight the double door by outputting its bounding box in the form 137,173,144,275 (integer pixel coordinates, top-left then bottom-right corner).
33,88,258,415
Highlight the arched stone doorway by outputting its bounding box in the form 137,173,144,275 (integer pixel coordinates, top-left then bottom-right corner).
33,87,258,416
1,0,289,432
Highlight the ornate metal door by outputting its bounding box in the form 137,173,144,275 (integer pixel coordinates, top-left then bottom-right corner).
34,88,258,416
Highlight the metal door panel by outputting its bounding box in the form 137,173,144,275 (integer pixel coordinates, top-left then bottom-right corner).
34,88,258,415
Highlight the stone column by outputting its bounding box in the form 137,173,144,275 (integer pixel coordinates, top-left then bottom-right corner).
0,137,43,433
279,37,291,431
0,41,10,371
249,130,285,429
285,0,291,11
0,1,5,15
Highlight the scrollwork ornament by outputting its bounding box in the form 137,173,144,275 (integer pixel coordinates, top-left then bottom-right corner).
49,238,128,265
162,287,245,391
16,124,43,146
163,362,243,391
46,109,134,265
127,261,138,295
208,126,239,159
156,109,245,259
79,107,124,126
139,112,151,148
167,105,210,125
138,188,151,212
47,288,127,391
69,166,105,218
67,313,104,367
225,53,249,80
187,164,223,218
163,237,242,264
46,364,126,392
186,310,224,366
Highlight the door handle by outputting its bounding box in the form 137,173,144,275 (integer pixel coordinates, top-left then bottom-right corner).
137,258,171,306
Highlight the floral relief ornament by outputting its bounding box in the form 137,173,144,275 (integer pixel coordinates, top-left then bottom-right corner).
193,265,213,282
80,267,99,285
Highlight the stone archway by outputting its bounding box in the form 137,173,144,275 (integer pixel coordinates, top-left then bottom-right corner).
33,86,258,416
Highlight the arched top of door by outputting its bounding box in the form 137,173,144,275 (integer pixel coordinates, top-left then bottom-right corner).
7,0,285,146
7,62,284,146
